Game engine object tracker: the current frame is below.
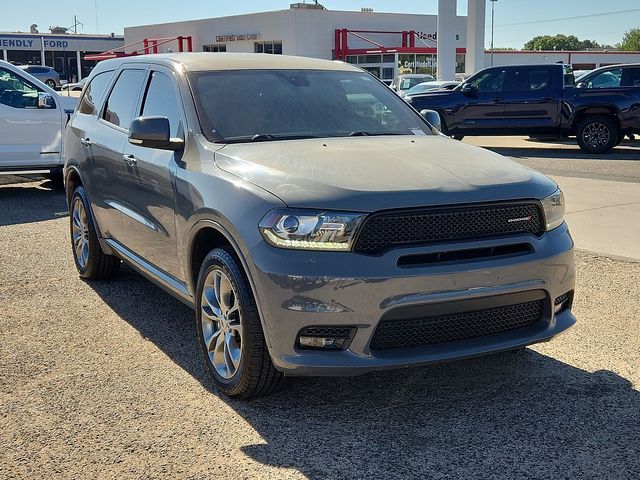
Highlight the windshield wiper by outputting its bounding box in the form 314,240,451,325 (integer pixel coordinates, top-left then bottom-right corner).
251,133,278,142
348,131,408,137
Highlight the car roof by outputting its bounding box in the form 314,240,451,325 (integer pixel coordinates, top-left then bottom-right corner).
400,74,433,78
91,53,361,74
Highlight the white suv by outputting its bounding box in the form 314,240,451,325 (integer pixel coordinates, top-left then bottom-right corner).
0,60,77,182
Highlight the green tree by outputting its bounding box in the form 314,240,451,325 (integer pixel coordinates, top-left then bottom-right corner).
620,28,640,51
524,34,601,51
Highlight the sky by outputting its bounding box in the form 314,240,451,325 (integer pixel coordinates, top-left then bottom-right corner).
1,0,639,48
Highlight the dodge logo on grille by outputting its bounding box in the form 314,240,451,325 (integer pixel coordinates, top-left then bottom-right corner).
507,216,533,223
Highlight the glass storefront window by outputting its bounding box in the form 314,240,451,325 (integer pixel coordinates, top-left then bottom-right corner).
456,54,466,73
383,54,395,63
382,67,394,80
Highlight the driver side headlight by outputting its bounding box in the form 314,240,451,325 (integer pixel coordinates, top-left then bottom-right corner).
541,189,565,231
259,209,366,251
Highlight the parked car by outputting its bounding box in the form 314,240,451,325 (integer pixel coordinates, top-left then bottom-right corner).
406,63,640,153
61,77,88,92
0,60,77,182
402,80,460,99
576,63,640,89
64,53,575,399
17,64,61,89
390,73,435,95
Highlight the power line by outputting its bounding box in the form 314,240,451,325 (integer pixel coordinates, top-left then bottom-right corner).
496,8,640,27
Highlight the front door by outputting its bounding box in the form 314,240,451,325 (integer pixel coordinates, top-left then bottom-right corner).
119,68,184,280
0,66,63,169
456,67,507,134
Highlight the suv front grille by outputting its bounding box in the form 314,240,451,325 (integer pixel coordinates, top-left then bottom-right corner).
354,202,544,255
370,299,545,351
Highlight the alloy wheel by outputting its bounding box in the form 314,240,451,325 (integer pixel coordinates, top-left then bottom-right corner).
582,122,611,149
200,269,243,379
71,197,90,268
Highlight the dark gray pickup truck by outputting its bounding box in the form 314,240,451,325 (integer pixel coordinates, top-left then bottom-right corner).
407,63,640,153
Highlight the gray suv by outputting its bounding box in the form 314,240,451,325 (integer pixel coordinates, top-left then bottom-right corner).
64,53,576,399
18,65,61,88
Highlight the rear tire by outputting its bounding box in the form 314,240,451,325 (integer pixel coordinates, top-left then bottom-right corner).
576,116,618,154
69,186,120,279
45,79,56,89
196,247,282,399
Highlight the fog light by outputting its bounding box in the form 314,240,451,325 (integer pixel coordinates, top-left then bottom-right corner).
297,326,356,350
299,336,346,349
554,291,573,314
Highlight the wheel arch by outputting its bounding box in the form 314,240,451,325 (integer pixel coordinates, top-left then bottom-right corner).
186,219,275,349
571,106,622,130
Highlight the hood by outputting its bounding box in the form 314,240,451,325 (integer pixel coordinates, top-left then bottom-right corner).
214,135,557,212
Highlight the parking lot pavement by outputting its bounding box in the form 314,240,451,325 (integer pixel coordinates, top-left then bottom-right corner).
1,179,639,479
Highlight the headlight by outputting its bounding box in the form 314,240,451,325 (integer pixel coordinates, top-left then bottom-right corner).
259,209,366,251
541,188,565,231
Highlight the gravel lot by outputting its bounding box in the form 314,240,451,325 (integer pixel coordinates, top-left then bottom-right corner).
1,179,639,479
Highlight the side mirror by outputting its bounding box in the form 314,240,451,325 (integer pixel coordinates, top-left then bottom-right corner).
576,82,587,89
38,92,56,109
128,116,184,151
420,109,441,132
460,83,476,96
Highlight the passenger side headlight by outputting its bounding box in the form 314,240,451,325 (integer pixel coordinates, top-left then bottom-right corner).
541,189,565,231
259,209,366,251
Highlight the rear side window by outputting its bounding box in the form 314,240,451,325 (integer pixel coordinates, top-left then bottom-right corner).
102,69,146,128
78,71,113,115
140,71,183,137
508,68,552,91
620,67,640,87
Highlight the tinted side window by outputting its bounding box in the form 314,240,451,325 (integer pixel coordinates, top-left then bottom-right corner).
78,71,114,115
103,69,145,128
140,71,183,137
0,67,40,108
507,68,552,91
620,67,640,87
585,69,622,89
471,69,506,93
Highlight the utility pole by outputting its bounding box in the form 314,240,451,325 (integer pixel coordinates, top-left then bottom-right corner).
490,0,497,66
71,15,83,34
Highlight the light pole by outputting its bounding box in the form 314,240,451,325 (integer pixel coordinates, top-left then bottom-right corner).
490,0,497,66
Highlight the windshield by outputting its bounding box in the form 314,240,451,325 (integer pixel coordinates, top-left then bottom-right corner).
399,76,433,91
189,69,432,143
406,82,442,95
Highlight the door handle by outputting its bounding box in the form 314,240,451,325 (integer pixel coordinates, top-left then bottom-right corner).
122,154,138,166
80,137,92,147
492,97,504,102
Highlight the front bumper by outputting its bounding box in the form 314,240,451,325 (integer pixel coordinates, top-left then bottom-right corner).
247,224,575,376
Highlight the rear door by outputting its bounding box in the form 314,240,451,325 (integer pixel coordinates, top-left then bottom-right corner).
84,67,147,243
0,65,63,169
501,65,561,134
456,67,508,133
118,67,184,279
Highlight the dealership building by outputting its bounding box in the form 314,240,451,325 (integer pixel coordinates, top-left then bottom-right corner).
0,31,124,81
124,2,640,82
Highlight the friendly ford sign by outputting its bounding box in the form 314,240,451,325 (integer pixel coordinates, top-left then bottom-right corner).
0,34,122,51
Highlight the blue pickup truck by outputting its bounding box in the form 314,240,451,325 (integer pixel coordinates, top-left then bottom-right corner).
407,63,640,153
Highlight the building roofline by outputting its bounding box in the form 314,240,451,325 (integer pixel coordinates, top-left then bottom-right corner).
0,32,123,40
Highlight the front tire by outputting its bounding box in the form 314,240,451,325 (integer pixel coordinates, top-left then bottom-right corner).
45,79,56,89
196,248,282,399
69,186,120,279
576,116,618,154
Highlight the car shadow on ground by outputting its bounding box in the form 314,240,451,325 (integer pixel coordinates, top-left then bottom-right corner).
481,139,640,161
0,178,67,227
88,265,640,478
